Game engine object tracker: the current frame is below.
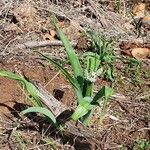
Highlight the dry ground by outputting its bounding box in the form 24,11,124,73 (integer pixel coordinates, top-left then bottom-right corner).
0,0,150,150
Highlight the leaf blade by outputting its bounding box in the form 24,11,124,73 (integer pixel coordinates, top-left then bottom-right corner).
21,107,56,124
52,15,83,86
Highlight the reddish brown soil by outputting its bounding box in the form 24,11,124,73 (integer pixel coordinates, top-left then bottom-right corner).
0,61,75,116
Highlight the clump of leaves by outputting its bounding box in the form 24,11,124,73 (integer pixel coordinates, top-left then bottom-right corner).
36,15,113,125
0,15,114,127
84,29,115,81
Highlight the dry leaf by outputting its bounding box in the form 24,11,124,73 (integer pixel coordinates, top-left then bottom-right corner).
49,30,56,37
133,3,146,17
43,33,54,40
143,15,150,23
131,48,150,60
119,41,140,50
13,3,43,31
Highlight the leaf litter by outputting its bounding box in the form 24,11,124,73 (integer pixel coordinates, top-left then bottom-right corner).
0,0,150,150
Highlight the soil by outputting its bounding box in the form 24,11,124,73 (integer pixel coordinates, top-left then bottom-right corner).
0,0,150,150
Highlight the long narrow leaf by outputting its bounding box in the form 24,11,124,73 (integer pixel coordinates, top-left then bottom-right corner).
92,86,113,104
0,70,27,82
0,70,42,106
52,15,83,87
21,107,56,124
36,51,77,88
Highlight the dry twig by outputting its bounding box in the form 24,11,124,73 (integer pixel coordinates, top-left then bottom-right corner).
15,40,77,50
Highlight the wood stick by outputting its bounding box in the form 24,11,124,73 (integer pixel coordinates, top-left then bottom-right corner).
15,40,77,49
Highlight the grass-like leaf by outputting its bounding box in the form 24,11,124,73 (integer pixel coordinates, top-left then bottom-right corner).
52,14,83,88
21,107,56,124
82,86,113,125
93,86,113,104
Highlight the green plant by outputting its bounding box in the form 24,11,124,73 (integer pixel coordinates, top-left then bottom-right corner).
84,29,115,81
120,145,126,150
21,107,56,124
36,15,113,125
42,137,57,150
14,131,28,150
133,139,150,150
0,15,113,127
126,58,142,83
